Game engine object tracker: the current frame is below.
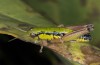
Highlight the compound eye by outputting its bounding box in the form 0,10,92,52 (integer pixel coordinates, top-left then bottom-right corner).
83,34,92,40
30,33,36,38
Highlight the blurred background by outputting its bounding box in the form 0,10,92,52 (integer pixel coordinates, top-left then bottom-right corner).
0,0,100,65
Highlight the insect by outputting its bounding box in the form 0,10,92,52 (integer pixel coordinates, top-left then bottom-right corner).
70,33,91,42
28,24,94,53
29,27,73,42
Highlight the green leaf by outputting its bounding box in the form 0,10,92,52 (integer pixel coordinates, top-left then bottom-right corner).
22,0,89,25
0,0,100,65
0,0,56,27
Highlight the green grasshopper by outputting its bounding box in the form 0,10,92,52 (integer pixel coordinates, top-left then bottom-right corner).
28,24,94,53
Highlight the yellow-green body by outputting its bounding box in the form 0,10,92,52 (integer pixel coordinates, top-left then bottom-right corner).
28,27,90,43
27,24,93,53
29,27,73,40
29,27,73,34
